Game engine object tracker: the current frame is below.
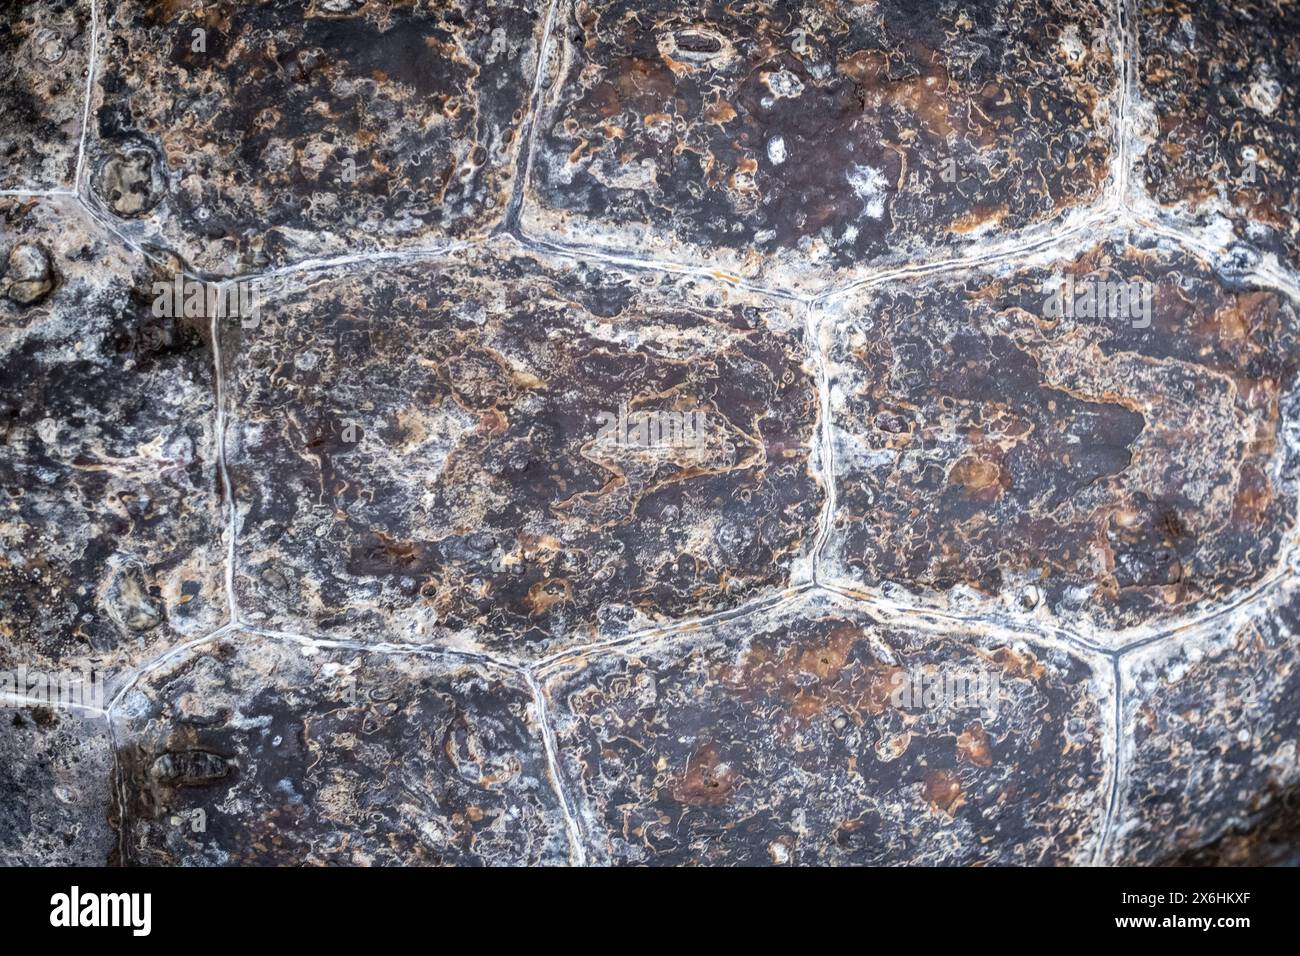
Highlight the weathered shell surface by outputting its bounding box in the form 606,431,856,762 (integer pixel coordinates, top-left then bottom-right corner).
1,0,1298,866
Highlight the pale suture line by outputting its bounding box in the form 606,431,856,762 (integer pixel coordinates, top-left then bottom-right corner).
104,623,241,718
0,694,107,718
524,670,587,866
1110,0,1136,206
211,304,239,627
1094,0,1139,868
222,242,476,286
501,0,563,233
532,584,817,675
815,211,1108,305
509,229,812,303
804,300,838,586
240,625,526,674
1096,657,1126,866
0,188,76,197
817,578,1113,658
72,0,100,196
106,716,129,865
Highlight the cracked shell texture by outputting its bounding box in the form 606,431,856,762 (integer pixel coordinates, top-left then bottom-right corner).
225,242,822,656
1110,578,1300,864
88,0,549,275
522,0,1118,292
0,0,91,191
0,198,226,674
821,230,1300,640
542,591,1110,865
112,632,569,865
0,706,114,866
1132,0,1300,274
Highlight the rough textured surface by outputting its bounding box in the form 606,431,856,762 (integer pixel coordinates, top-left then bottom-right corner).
0,0,91,191
112,633,569,865
0,705,115,867
543,591,1110,865
0,197,226,675
224,242,822,657
87,0,549,275
2,2,1299,868
821,229,1300,642
522,0,1119,292
1130,0,1300,276
1167,786,1300,866
1110,579,1300,864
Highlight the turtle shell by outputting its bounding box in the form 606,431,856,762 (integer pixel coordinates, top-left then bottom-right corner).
2,0,1298,867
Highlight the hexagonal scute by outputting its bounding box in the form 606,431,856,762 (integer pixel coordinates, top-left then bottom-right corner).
541,591,1111,865
86,0,550,276
521,0,1119,293
1109,577,1300,864
224,241,823,657
0,704,115,866
820,228,1300,642
0,0,93,191
0,198,226,674
112,631,570,865
1130,0,1300,275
